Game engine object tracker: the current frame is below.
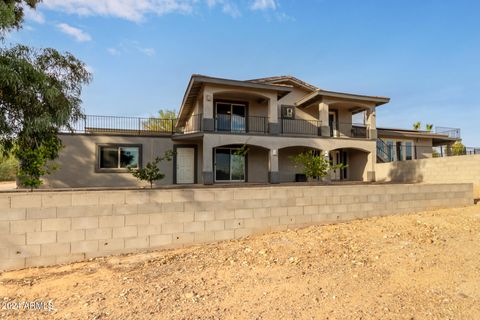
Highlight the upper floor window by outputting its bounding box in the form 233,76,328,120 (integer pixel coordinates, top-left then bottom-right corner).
97,144,141,172
215,101,247,132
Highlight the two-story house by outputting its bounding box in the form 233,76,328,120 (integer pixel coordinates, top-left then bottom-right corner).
43,75,458,188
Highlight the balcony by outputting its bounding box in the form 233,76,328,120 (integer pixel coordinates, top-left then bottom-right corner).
64,114,371,139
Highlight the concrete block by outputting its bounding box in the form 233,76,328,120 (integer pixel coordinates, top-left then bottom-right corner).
234,228,253,239
170,212,194,223
98,192,125,205
99,238,124,251
279,216,295,225
26,231,56,245
125,214,150,226
215,209,235,220
125,236,149,249
270,207,288,217
150,190,173,203
0,258,25,271
125,191,150,204
86,228,112,240
26,256,56,268
194,190,215,202
9,245,41,258
214,190,234,201
172,233,194,245
138,203,162,214
11,194,42,208
57,206,95,218
71,240,98,253
41,243,70,256
113,204,138,215
195,211,215,221
184,221,205,233
254,208,270,218
172,190,194,202
41,218,71,231
149,213,173,225
304,205,318,215
225,219,244,229
214,230,234,241
194,231,215,243
296,197,312,206
27,207,56,219
0,208,26,221
72,193,99,206
235,208,253,219
113,226,137,238
57,230,84,243
205,220,225,231
72,217,98,229
42,193,72,208
99,216,125,228
162,223,183,234
161,202,184,213
0,196,10,209
150,234,172,247
138,225,162,236
10,220,41,234
0,221,9,233
56,254,85,265
287,206,303,216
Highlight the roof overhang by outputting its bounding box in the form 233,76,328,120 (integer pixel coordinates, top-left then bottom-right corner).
295,89,390,109
177,75,293,127
377,127,458,145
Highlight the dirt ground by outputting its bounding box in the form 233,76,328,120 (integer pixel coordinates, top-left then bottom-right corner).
1,205,479,320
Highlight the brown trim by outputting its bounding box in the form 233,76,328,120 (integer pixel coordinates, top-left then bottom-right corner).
95,143,143,173
173,144,198,184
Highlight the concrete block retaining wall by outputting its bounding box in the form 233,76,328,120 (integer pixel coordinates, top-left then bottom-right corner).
0,183,473,271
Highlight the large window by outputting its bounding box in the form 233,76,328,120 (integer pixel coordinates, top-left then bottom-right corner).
405,142,413,160
97,145,141,171
215,102,247,132
215,148,245,182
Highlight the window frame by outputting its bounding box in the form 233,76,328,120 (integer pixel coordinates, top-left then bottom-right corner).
95,144,142,173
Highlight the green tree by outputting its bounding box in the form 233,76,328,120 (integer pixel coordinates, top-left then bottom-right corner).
291,150,346,180
413,122,421,130
143,109,177,133
128,150,174,188
425,124,433,132
0,145,18,181
451,141,466,156
1,1,92,189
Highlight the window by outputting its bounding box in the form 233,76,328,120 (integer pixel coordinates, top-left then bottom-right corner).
97,145,141,171
215,148,245,182
405,142,413,160
215,101,247,132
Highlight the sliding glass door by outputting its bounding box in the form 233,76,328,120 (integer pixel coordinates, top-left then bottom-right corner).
215,148,245,182
215,102,246,132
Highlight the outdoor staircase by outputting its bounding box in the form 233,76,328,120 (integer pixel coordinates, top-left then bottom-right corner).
376,138,391,163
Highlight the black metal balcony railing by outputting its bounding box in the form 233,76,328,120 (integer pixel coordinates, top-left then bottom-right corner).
64,115,178,135
214,114,268,134
330,122,368,139
182,113,203,133
280,118,322,136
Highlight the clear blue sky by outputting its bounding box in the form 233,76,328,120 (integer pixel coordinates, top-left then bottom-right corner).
9,0,480,145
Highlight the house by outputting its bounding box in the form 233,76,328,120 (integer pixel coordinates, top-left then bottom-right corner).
43,75,459,188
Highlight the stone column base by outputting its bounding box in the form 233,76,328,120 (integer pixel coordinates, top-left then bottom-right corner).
268,123,280,135
202,171,214,185
268,171,280,184
202,118,214,132
320,126,331,137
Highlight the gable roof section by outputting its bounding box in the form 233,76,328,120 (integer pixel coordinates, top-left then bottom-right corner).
296,89,390,108
247,75,318,92
177,74,293,127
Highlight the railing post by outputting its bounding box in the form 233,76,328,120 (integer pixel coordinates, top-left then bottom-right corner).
84,116,87,134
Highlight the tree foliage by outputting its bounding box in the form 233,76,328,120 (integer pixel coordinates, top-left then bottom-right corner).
291,150,347,180
451,141,466,156
1,1,92,189
128,150,174,188
412,122,421,130
143,109,177,133
425,124,433,132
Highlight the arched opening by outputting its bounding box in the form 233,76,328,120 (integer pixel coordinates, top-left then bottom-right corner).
329,147,371,181
213,144,269,184
278,146,323,183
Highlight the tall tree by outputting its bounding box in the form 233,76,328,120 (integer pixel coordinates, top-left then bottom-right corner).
143,109,177,133
0,1,92,189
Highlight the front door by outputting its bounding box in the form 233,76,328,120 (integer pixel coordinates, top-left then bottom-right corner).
329,111,337,137
176,147,195,184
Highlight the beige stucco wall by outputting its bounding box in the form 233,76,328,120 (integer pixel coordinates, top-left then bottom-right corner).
0,183,472,271
376,155,480,198
43,134,203,188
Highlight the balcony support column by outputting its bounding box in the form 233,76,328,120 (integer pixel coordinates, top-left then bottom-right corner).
366,106,377,140
202,88,214,132
268,148,279,184
202,141,214,185
268,95,280,135
318,102,330,136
